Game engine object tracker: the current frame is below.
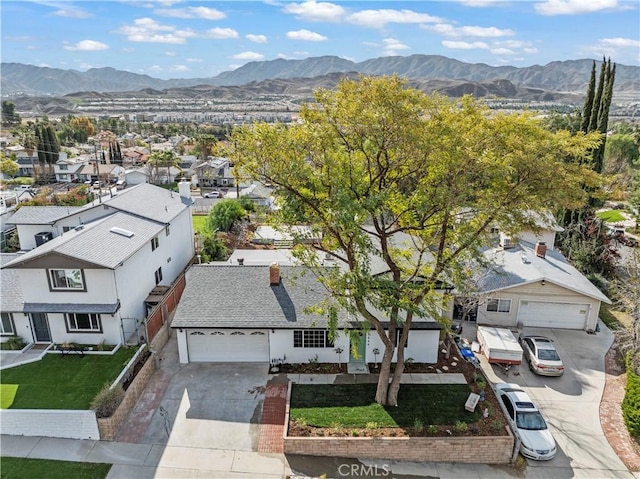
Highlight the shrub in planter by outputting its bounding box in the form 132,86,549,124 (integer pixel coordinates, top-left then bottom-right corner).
3,336,25,350
91,383,125,418
622,360,640,438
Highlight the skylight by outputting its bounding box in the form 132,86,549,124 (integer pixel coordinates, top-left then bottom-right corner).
110,227,134,238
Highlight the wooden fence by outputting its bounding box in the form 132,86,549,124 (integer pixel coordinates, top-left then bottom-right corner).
145,272,186,343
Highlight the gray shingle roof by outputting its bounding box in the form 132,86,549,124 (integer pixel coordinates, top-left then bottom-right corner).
172,265,348,329
3,212,164,269
7,206,85,225
103,183,190,224
23,302,119,314
0,253,24,311
477,241,610,303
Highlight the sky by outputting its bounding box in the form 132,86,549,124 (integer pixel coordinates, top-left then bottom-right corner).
1,0,639,80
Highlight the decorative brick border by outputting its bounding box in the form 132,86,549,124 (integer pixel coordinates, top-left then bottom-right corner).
283,382,515,464
97,353,156,440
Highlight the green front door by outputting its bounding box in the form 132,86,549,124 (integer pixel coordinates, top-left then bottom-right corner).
349,331,366,363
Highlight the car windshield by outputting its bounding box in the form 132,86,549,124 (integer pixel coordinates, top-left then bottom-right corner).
538,349,560,361
516,411,547,430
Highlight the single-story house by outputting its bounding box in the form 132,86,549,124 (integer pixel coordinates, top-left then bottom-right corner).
171,263,442,364
473,240,610,331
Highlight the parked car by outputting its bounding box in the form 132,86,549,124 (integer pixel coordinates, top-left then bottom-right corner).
519,335,564,376
496,383,557,461
204,191,222,198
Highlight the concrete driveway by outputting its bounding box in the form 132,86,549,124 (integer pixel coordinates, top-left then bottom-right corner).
474,322,631,477
141,360,269,452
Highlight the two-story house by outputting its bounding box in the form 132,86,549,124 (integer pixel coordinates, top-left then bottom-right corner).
0,182,194,347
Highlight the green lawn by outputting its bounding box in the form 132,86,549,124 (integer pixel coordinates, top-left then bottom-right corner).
290,384,479,428
596,210,625,223
0,347,136,410
0,457,111,479
192,215,210,235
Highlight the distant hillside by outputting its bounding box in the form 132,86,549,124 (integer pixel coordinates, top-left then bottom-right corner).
2,55,639,97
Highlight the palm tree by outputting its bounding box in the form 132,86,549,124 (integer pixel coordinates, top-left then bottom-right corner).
148,150,182,185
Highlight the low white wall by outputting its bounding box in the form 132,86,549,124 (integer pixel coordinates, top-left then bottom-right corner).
0,409,99,439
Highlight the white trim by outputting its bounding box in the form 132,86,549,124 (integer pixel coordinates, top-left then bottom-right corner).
478,278,610,304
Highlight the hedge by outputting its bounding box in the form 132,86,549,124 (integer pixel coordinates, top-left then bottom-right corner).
622,356,640,439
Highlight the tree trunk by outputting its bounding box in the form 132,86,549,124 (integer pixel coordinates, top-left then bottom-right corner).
388,325,410,406
375,344,394,405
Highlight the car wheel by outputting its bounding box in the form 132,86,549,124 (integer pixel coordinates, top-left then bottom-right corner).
529,361,534,372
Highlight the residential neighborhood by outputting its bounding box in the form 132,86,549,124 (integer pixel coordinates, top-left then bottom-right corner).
1,71,639,479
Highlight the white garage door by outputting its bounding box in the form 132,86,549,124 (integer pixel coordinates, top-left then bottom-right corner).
517,301,589,330
187,329,269,362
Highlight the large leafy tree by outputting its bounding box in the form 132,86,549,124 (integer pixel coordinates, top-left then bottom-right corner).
1,101,21,127
227,75,600,406
207,199,246,232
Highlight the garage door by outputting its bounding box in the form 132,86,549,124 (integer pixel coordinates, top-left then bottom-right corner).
187,329,269,362
517,301,589,329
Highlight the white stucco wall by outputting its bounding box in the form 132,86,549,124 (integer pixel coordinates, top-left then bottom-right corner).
518,230,557,250
269,329,350,364
0,410,99,440
43,312,122,345
0,313,31,344
18,269,118,304
367,329,440,364
176,329,188,363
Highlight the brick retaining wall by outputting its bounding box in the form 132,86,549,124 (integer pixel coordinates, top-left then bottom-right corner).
97,354,156,440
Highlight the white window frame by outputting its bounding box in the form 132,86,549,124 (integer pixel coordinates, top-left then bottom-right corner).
486,298,511,313
49,269,85,291
65,313,102,332
151,236,159,251
154,267,163,285
293,330,333,348
1,313,15,335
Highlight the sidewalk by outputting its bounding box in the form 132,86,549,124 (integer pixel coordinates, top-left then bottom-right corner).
0,435,288,479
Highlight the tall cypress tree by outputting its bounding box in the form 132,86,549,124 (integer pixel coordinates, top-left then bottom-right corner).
580,61,596,133
588,58,607,133
594,62,616,173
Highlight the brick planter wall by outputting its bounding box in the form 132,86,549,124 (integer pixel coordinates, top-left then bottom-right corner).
97,354,156,440
283,382,514,464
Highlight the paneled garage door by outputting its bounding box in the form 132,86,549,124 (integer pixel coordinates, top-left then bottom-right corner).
187,329,269,362
517,301,589,330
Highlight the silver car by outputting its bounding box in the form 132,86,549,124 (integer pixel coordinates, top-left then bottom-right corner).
519,335,564,376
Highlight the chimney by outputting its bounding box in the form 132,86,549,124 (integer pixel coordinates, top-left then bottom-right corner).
178,179,191,200
534,241,547,258
269,262,280,286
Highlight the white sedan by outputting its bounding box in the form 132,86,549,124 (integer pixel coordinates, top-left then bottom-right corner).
496,383,557,461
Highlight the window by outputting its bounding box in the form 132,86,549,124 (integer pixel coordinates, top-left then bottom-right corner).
165,226,170,237
49,269,85,290
154,267,163,285
62,226,72,233
65,313,101,332
59,174,68,180
293,330,333,348
151,236,159,251
0,313,15,335
59,164,68,171
486,299,511,313
501,394,515,420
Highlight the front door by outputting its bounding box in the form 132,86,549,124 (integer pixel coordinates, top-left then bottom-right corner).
30,313,51,342
349,331,366,363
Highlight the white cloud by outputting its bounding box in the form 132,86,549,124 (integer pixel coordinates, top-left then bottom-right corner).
186,58,203,63
170,65,190,72
535,0,618,15
286,29,327,41
347,9,442,28
381,38,410,55
232,51,265,60
442,40,490,50
282,1,346,22
154,6,226,20
277,51,310,59
122,47,135,53
149,65,163,72
228,64,243,70
592,37,640,61
490,47,514,55
598,37,640,48
426,23,514,38
52,7,93,19
205,27,239,39
246,34,268,44
454,0,506,6
116,18,196,44
165,51,176,56
63,40,109,51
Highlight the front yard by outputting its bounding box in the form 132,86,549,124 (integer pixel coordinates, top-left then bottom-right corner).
0,457,112,479
0,347,136,410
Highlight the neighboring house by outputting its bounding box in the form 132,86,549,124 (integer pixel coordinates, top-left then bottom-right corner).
54,156,88,183
124,166,181,186
472,240,610,332
76,163,125,184
251,225,321,247
0,183,195,347
172,262,443,364
193,157,235,188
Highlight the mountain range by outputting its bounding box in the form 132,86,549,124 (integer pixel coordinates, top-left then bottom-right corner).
3,55,639,97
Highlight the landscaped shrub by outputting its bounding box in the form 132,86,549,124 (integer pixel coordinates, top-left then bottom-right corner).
4,336,26,350
622,357,640,438
91,383,125,418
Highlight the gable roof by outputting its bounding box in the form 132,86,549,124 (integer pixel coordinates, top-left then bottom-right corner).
101,183,191,224
172,265,348,329
2,212,164,270
8,206,85,225
476,241,610,303
0,253,24,311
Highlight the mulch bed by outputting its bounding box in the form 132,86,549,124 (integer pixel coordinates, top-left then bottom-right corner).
285,341,507,438
121,350,151,391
